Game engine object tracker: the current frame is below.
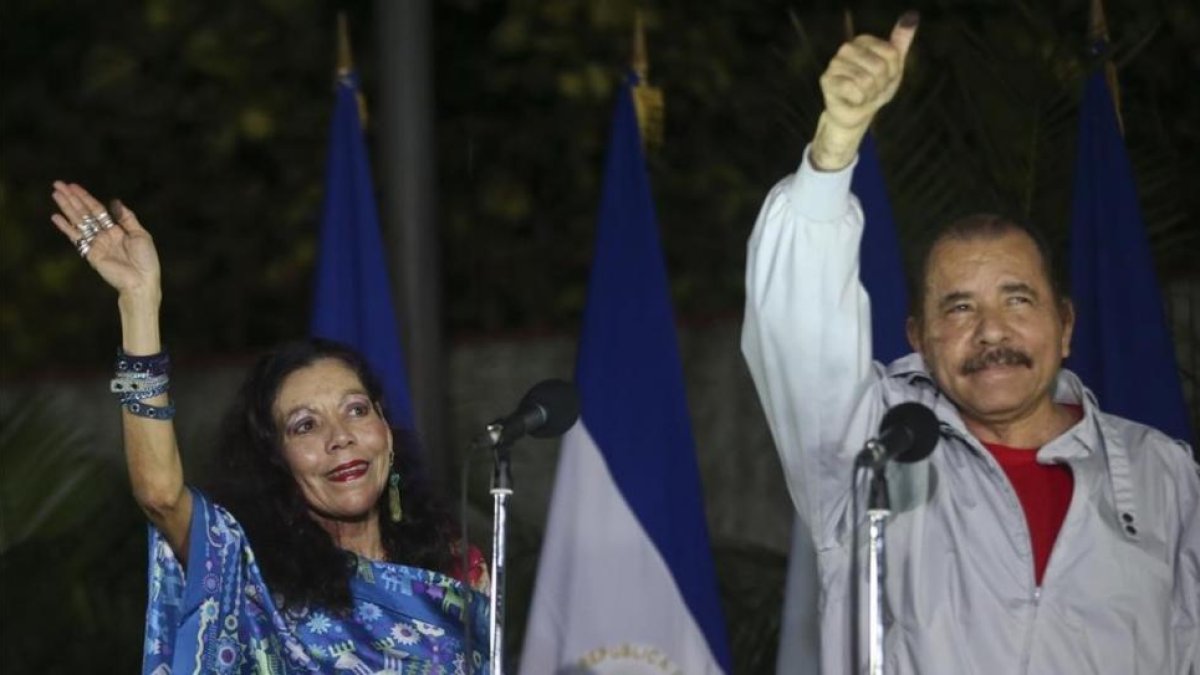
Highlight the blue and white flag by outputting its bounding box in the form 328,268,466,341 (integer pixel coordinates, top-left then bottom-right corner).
1066,71,1193,445
519,75,732,674
775,132,910,674
310,71,415,428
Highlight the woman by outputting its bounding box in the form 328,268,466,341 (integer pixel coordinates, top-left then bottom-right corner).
51,181,488,674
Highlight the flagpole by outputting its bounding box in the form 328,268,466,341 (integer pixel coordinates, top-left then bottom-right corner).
374,0,447,484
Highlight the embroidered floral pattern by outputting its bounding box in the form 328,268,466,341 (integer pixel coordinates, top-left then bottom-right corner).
304,613,332,636
391,621,420,646
142,490,489,674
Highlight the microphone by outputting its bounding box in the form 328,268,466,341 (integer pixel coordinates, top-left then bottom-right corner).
856,402,940,469
484,379,580,448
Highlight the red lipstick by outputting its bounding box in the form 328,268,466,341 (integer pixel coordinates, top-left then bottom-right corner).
328,460,369,482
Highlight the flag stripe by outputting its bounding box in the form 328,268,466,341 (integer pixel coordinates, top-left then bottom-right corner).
856,133,910,365
1066,71,1193,445
310,73,416,428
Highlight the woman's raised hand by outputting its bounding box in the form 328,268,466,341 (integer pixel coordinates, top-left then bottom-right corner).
51,181,161,302
53,182,187,554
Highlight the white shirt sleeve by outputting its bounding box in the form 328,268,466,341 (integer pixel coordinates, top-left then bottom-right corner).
741,145,876,549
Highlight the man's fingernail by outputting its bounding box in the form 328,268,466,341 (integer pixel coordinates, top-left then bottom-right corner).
899,11,920,28
110,199,125,220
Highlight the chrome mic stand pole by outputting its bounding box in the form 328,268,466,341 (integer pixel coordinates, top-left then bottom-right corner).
484,423,512,675
865,462,890,675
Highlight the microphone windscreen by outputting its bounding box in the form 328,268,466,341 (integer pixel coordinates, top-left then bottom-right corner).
883,402,940,463
522,379,580,438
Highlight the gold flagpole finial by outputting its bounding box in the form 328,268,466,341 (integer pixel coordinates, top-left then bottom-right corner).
1088,0,1110,44
335,12,368,129
632,12,649,82
1088,0,1124,134
630,10,664,148
337,12,354,76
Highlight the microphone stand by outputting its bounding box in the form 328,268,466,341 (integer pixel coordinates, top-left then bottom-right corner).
862,450,890,675
852,403,939,674
482,423,512,675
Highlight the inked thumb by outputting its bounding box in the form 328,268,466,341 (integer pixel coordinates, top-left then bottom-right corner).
890,11,919,62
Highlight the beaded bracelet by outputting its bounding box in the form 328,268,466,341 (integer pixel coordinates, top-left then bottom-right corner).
112,349,175,420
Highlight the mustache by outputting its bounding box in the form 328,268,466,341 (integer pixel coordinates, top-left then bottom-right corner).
961,346,1033,374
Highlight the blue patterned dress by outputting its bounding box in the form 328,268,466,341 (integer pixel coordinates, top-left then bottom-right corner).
142,490,489,674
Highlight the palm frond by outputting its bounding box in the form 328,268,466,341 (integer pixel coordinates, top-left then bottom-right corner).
0,395,145,671
0,396,110,553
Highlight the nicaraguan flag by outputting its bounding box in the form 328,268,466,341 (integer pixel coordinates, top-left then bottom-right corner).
775,132,910,674
1066,70,1193,445
310,71,415,428
519,74,732,674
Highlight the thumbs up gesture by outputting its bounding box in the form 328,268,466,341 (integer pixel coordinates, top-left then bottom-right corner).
811,11,919,171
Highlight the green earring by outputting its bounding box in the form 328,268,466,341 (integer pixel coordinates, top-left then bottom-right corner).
388,472,403,523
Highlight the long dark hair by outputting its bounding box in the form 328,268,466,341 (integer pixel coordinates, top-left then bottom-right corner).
206,338,456,611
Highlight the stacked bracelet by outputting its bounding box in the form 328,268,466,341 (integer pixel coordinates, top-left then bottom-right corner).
112,349,175,420
115,349,170,376
111,373,168,396
123,400,176,420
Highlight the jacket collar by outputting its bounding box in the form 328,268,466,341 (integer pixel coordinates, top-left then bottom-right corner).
1041,368,1104,461
885,352,1140,540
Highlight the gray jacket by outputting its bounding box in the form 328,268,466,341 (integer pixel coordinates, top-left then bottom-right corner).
742,149,1200,674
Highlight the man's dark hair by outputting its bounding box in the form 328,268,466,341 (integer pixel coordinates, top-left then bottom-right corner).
206,338,456,611
907,213,1070,321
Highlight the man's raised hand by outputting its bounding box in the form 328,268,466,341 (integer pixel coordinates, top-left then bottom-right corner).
811,11,919,171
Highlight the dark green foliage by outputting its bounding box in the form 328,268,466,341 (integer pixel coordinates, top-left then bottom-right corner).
1,0,337,373
0,398,146,671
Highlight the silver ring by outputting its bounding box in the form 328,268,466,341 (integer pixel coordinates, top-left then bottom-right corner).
75,237,93,258
77,216,100,239
96,211,116,230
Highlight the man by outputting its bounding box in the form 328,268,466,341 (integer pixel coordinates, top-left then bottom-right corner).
742,12,1199,674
